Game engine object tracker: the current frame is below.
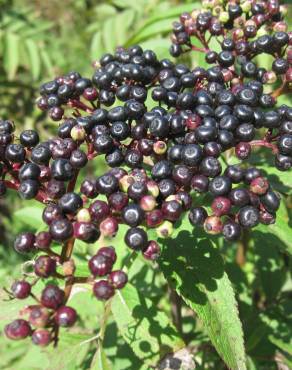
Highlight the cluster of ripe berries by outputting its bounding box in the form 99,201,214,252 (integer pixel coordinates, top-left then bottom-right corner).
4,245,127,346
1,0,291,347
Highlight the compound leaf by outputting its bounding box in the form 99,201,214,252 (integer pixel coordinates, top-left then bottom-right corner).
111,282,184,366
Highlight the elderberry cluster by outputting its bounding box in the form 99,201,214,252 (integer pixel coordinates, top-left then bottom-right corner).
1,0,291,348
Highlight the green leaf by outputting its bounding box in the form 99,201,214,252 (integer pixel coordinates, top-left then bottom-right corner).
253,231,287,300
90,31,105,61
102,18,117,52
115,9,136,46
14,206,44,228
158,219,246,370
111,283,184,366
126,18,176,45
143,3,200,27
40,48,54,77
3,32,19,80
90,342,112,370
268,336,292,356
25,39,41,80
255,201,292,255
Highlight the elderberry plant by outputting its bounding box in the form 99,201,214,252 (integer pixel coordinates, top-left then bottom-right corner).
1,0,292,368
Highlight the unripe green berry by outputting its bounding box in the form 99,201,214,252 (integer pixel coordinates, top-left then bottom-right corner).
147,180,159,198
119,175,134,193
153,141,167,155
156,221,173,239
219,11,229,23
241,1,252,13
76,208,91,222
71,126,86,142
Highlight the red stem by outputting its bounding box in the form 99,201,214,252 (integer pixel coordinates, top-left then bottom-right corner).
68,99,94,113
4,180,47,203
250,140,278,154
67,170,79,193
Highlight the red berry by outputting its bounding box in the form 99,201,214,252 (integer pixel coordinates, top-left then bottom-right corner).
29,306,50,328
250,176,269,195
204,216,223,235
97,246,117,264
11,280,31,299
34,256,56,278
108,270,128,289
99,217,118,237
32,329,51,347
5,319,31,340
35,231,52,249
211,197,232,216
145,209,164,228
143,240,160,261
235,142,251,160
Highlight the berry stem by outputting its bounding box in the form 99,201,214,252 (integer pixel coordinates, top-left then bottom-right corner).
191,45,210,53
3,180,47,203
63,276,74,302
99,300,112,341
271,83,289,98
67,170,79,192
61,237,76,263
169,286,182,334
68,99,94,113
249,140,278,154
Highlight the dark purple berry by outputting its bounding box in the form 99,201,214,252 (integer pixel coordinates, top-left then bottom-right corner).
41,284,64,309
55,306,77,327
108,270,128,289
93,280,115,300
88,254,113,276
14,232,35,254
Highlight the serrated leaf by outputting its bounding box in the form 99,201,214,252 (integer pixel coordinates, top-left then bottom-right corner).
25,39,41,80
157,218,246,370
111,283,184,366
3,32,19,80
255,202,292,256
90,342,112,370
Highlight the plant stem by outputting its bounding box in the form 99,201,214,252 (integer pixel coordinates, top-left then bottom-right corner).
61,238,75,263
168,286,182,334
250,140,278,154
67,170,79,192
236,229,249,267
68,99,94,113
4,180,47,203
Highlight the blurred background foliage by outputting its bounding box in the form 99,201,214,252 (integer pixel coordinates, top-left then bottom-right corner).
0,1,292,369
